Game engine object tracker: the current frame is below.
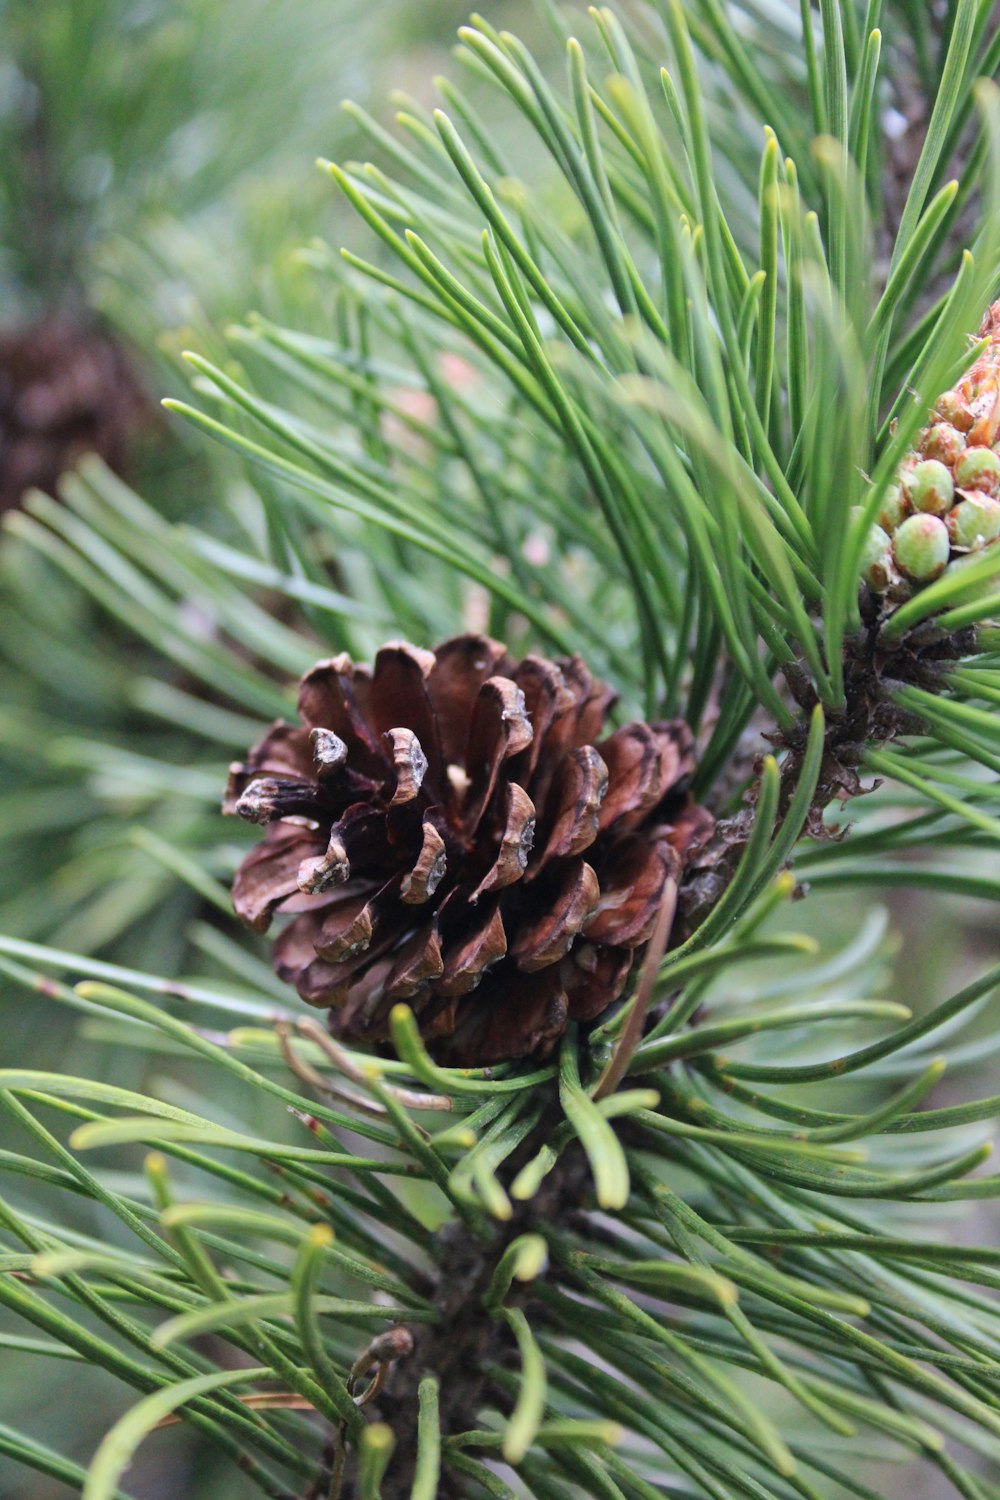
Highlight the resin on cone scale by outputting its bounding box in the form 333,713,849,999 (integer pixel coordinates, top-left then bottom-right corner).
226,636,713,1064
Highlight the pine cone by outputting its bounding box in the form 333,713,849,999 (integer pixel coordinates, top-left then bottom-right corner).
0,317,149,511
227,637,713,1064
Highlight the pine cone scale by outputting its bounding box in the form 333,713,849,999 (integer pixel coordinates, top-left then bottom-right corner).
439,902,507,995
233,828,325,932
511,860,601,971
385,920,444,999
425,635,509,762
469,783,536,900
585,837,679,947
505,656,575,782
461,675,534,831
370,644,443,780
401,818,449,903
315,887,382,961
298,657,387,779
531,745,608,868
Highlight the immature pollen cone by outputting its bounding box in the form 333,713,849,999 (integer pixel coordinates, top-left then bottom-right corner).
226,637,713,1064
861,298,1000,598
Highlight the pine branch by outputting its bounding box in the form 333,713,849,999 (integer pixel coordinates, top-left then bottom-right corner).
4,4,1000,1499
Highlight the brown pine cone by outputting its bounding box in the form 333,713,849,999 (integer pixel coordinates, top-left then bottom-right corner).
226,637,713,1064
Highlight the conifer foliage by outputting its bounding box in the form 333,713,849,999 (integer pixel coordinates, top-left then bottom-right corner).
4,3,1000,1498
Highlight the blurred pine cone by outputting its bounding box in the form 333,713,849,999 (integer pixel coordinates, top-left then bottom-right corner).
0,317,148,511
227,637,713,1064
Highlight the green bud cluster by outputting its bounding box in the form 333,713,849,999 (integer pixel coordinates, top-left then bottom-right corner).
859,344,1000,597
